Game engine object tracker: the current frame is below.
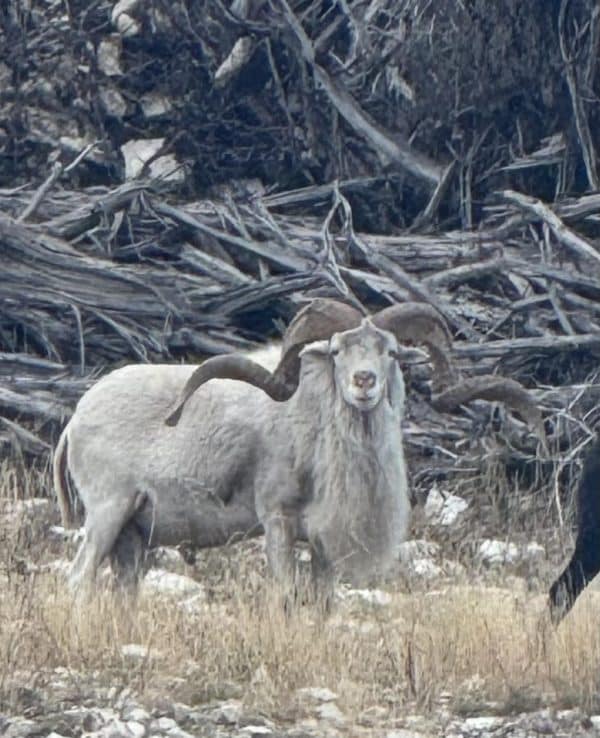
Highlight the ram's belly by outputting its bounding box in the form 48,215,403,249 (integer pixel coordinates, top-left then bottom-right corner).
133,481,262,549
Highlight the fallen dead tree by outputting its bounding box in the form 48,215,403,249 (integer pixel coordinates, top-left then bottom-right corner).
2,178,600,525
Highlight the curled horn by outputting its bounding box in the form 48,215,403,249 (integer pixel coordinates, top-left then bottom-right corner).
165,355,293,426
165,298,363,426
432,376,545,438
371,302,455,389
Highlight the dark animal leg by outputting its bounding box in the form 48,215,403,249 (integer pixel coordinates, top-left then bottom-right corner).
549,434,600,623
110,520,148,595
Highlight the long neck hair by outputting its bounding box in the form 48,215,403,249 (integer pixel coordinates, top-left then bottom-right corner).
291,352,408,582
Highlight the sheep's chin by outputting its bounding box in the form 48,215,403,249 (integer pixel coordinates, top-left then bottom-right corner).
342,388,384,412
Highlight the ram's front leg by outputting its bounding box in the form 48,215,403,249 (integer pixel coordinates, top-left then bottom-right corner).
309,535,334,615
264,512,298,607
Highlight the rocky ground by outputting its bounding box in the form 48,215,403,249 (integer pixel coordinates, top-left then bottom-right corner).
2,484,600,738
5,678,600,738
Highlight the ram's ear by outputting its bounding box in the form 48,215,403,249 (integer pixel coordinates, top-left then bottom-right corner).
299,340,330,357
386,363,406,413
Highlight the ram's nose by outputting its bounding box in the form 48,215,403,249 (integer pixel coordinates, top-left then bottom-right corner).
353,370,376,389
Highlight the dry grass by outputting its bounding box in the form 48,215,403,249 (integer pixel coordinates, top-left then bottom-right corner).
1,457,599,722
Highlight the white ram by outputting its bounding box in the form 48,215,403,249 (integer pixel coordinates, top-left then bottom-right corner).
53,298,541,600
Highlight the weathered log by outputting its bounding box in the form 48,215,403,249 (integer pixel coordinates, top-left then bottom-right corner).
2,178,600,516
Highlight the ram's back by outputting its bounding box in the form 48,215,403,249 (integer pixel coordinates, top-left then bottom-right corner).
65,363,278,503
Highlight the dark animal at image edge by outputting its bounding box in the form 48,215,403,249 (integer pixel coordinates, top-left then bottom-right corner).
549,433,600,622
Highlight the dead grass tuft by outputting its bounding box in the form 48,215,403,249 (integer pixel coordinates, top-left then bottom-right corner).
1,456,600,719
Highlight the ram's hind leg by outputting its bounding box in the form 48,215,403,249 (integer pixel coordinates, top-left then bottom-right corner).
69,491,146,599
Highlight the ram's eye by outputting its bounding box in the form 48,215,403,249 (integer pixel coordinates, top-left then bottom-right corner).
330,348,340,357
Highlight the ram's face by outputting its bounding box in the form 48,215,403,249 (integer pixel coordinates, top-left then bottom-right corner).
329,320,398,412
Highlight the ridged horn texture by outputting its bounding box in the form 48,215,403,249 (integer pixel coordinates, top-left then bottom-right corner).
371,303,455,389
165,298,364,426
165,355,293,426
278,298,365,385
431,376,544,435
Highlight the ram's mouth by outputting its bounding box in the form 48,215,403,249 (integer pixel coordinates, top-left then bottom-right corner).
351,393,381,411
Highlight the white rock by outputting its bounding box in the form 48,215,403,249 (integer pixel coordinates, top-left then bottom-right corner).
172,702,195,723
78,707,116,731
315,702,346,725
165,728,195,738
114,687,134,710
59,135,88,153
424,487,468,526
47,733,70,738
153,717,178,732
590,715,600,728
239,727,273,736
296,687,338,702
524,542,546,561
101,719,145,737
115,13,141,37
148,154,184,182
406,557,444,580
140,94,172,118
99,86,128,118
210,699,243,725
121,643,156,660
49,525,84,542
387,731,431,738
120,139,183,182
297,548,312,563
111,0,139,23
121,137,164,178
5,719,37,736
142,569,203,598
111,0,141,36
477,540,519,566
122,707,150,723
463,715,502,731
125,721,146,738
399,539,441,562
556,708,580,721
97,37,123,76
338,588,392,607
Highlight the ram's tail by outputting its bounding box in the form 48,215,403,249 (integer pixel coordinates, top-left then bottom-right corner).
549,433,600,623
53,426,77,529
